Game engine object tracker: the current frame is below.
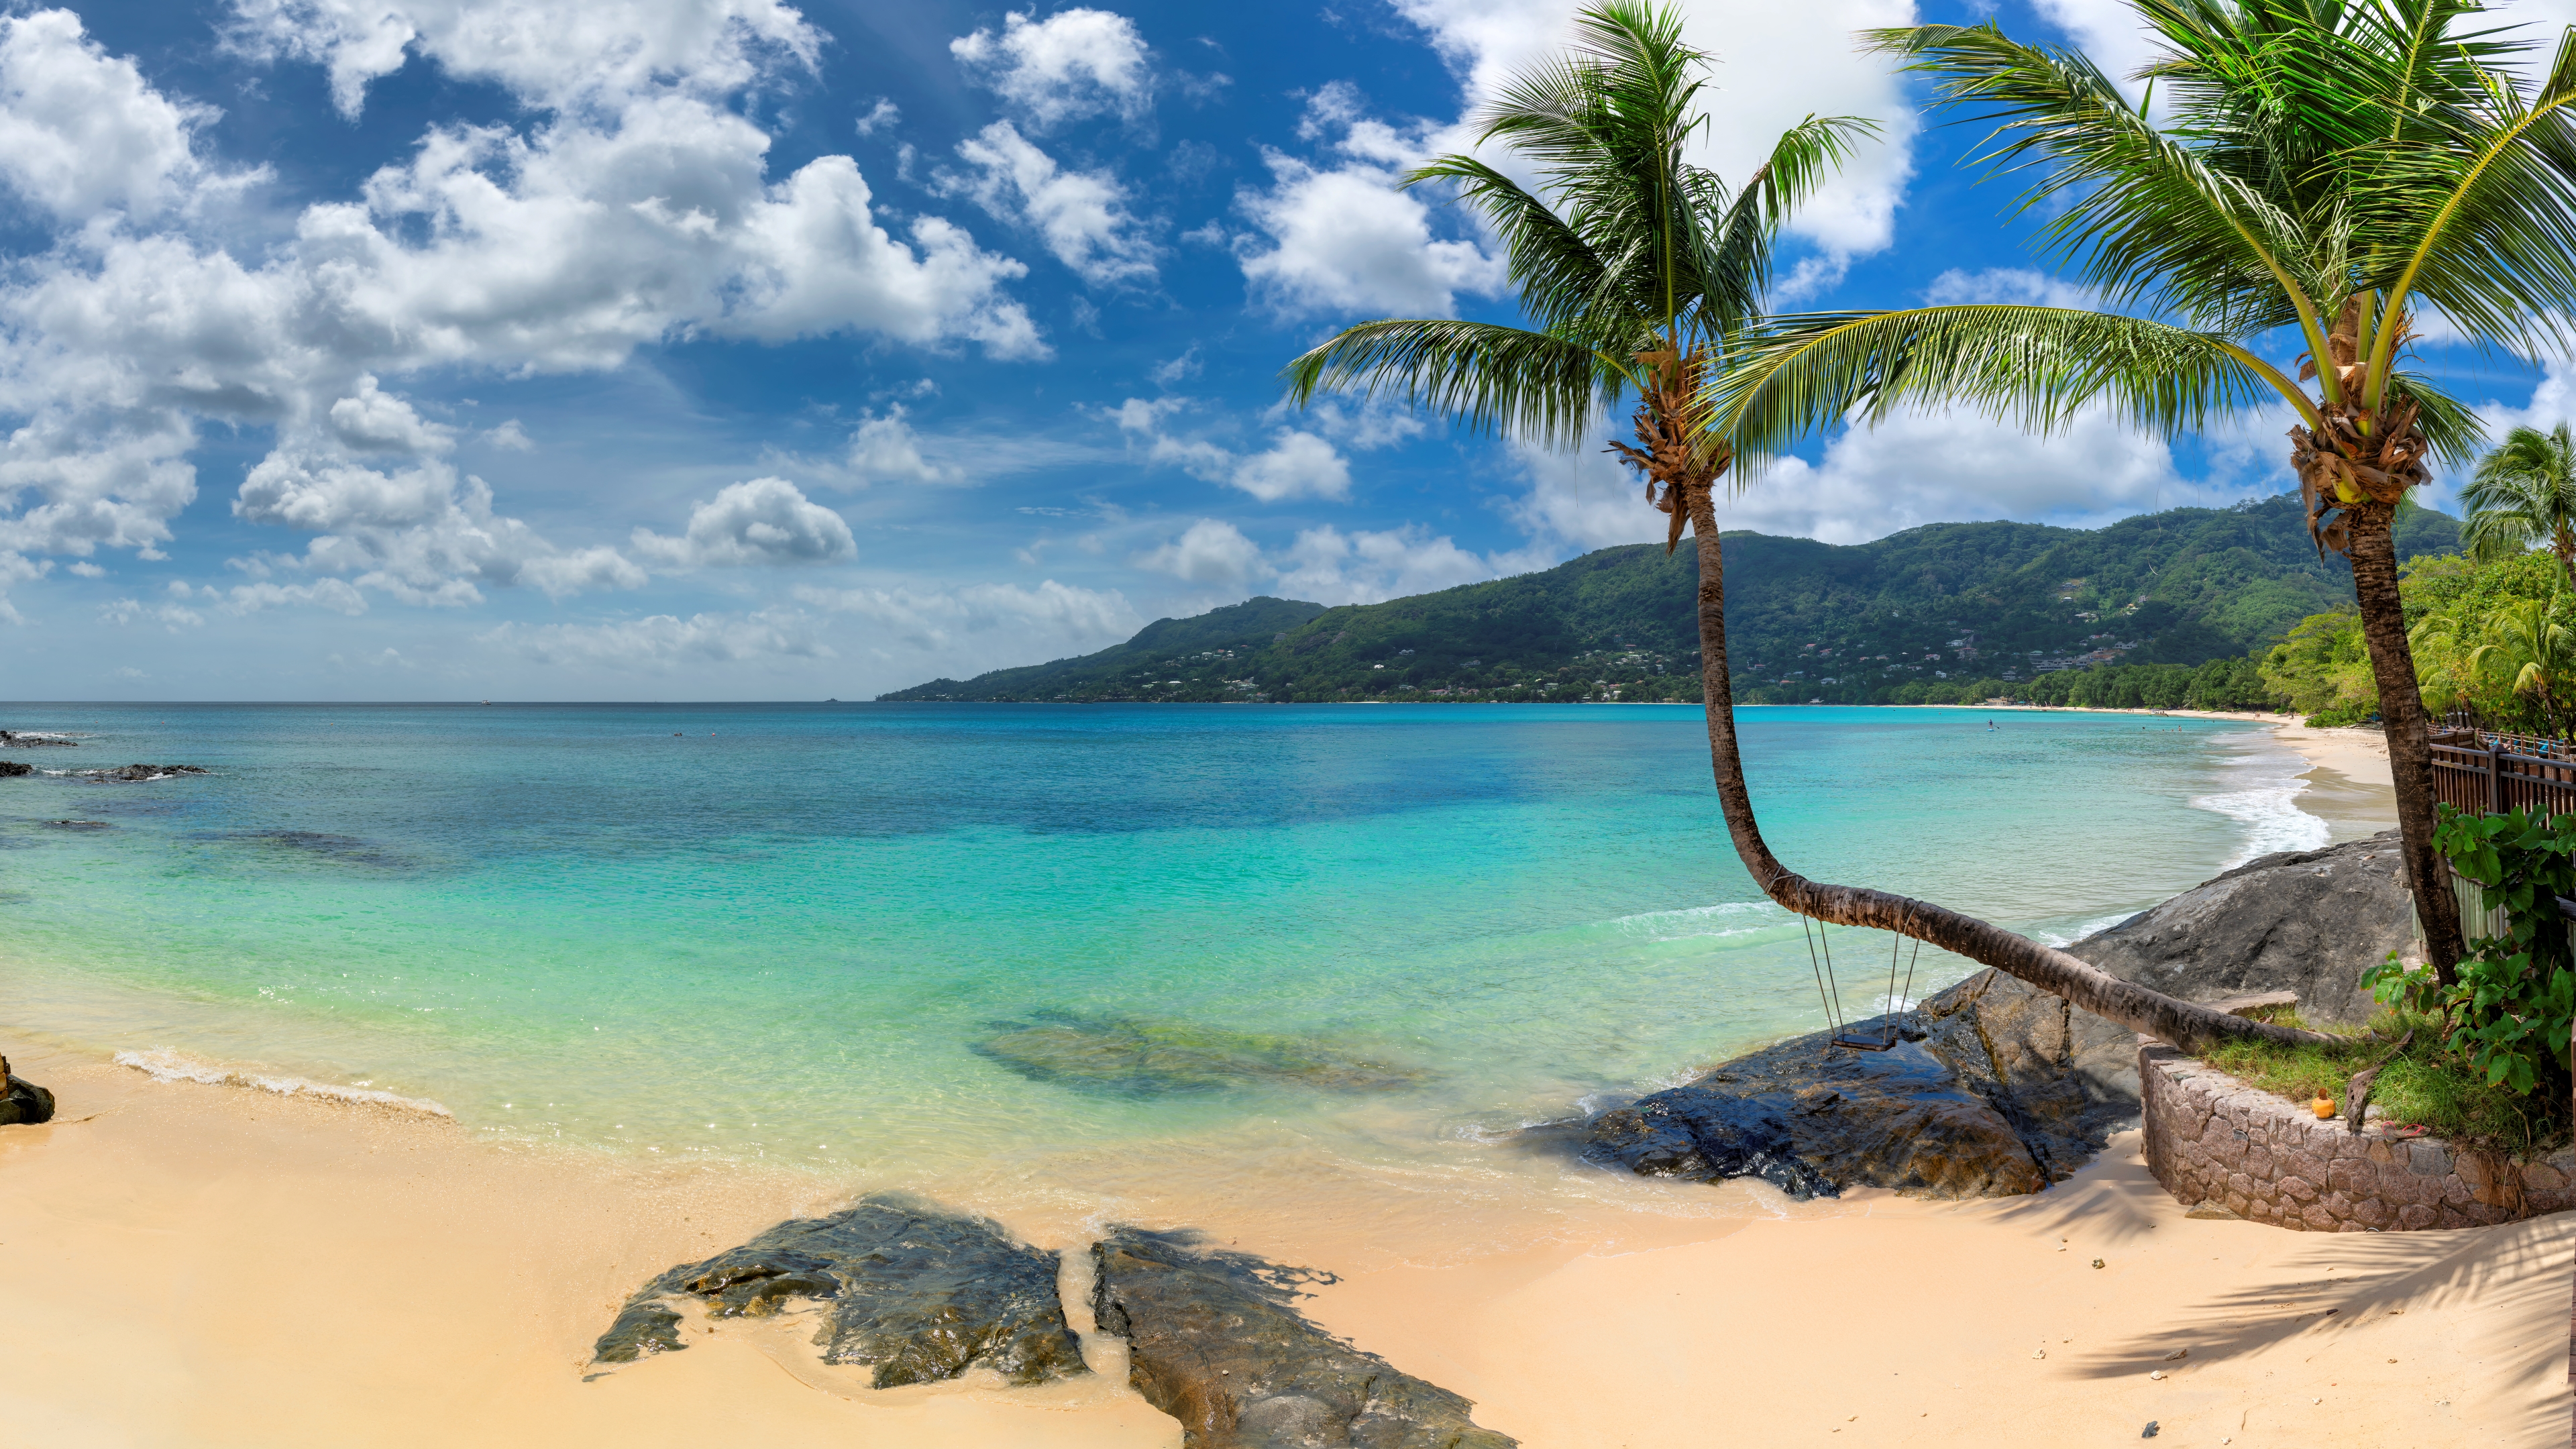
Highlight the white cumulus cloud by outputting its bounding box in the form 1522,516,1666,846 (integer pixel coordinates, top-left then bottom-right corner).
1132,518,1265,586
943,121,1157,286
631,476,855,567
951,8,1152,131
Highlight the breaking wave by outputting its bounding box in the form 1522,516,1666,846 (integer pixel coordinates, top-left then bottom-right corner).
113,1048,452,1118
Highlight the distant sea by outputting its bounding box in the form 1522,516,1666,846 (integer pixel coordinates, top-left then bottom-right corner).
0,704,2355,1244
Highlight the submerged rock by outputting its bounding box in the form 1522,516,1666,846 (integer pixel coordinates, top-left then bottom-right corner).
590,1194,1085,1388
0,1056,56,1125
1091,1227,1515,1448
975,1012,1429,1095
41,820,109,830
1585,832,2418,1199
78,764,207,783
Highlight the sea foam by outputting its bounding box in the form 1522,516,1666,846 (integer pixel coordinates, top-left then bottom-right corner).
2192,736,2330,869
113,1048,452,1118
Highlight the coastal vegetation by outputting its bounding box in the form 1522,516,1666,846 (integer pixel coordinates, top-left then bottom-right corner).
1715,0,2576,979
2207,804,2576,1156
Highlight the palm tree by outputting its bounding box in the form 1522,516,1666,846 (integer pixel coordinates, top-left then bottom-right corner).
2468,597,2576,739
1285,0,2324,1052
1714,0,2576,985
2464,423,2576,584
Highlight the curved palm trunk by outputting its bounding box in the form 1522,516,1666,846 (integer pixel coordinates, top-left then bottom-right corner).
1676,482,2330,1056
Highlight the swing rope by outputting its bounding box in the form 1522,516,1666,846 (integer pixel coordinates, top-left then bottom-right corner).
1803,903,1925,1054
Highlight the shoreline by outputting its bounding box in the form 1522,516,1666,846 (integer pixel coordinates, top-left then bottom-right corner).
3,1027,2557,1445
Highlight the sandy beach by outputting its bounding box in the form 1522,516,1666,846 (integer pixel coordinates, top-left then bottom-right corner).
5,1010,2561,1448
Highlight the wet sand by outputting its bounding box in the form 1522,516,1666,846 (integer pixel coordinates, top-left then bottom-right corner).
3,1026,2559,1447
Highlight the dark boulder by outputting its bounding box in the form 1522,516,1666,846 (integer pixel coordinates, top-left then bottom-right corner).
1584,1015,2055,1200
590,1194,1085,1388
975,1012,1428,1095
1091,1227,1515,1448
2067,830,2413,1026
0,1056,56,1125
1584,831,2417,1199
0,761,30,777
79,764,207,783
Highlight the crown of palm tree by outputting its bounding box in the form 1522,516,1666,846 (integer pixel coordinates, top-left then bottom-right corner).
2463,422,2576,582
1713,0,2576,470
1281,1,1870,457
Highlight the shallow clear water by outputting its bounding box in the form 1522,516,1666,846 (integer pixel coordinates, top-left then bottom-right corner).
0,703,2336,1237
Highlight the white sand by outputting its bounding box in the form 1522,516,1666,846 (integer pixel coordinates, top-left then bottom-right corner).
3,1029,2561,1447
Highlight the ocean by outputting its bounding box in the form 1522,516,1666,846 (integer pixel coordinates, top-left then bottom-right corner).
0,702,2352,1248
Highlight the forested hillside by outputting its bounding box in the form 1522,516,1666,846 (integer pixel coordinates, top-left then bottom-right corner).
880,494,2459,704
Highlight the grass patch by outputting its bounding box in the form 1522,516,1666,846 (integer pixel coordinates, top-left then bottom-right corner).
2198,1007,2573,1159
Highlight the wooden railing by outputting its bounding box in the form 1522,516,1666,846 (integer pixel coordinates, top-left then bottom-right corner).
2430,731,2576,818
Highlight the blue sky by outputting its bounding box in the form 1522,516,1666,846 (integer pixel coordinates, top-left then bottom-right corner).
3,0,2571,700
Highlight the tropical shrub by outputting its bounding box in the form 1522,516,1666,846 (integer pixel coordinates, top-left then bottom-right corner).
2364,805,2576,1098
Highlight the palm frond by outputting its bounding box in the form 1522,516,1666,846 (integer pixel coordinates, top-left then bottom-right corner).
1281,320,1620,449
1711,305,2290,468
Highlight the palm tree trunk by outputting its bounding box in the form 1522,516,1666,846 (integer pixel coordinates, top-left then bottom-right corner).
1680,483,2330,1056
2345,502,2466,985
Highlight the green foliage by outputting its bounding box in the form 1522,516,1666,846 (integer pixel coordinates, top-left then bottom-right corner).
2199,1006,2570,1159
2259,607,2375,718
2464,423,2576,582
2361,806,2576,1099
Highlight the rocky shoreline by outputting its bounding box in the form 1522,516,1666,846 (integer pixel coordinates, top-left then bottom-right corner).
1585,833,2420,1201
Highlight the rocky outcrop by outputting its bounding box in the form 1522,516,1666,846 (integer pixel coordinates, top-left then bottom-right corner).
1585,833,2416,1199
976,1012,1428,1095
1091,1228,1515,1448
591,1195,1085,1388
0,761,30,777
2067,832,2414,1025
77,764,207,783
1,1056,56,1125
0,731,75,747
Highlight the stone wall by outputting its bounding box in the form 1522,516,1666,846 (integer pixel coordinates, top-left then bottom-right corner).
2139,1043,2576,1231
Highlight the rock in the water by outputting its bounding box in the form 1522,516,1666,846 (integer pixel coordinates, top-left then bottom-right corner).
590,1194,1085,1387
975,1012,1428,1094
0,761,30,777
1091,1227,1515,1448
78,763,207,783
2068,831,2414,1026
0,1055,56,1126
42,820,109,830
0,731,75,747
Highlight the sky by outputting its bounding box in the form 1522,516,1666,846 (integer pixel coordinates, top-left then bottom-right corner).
5,0,2576,700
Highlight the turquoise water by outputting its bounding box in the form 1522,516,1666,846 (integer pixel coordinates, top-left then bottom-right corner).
0,703,2334,1231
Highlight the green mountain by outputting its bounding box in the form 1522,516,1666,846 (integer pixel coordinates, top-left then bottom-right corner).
878,494,2461,705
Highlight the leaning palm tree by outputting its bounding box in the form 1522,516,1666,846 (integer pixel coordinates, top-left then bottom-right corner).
1714,0,2576,984
1285,0,2322,1052
2464,423,2576,585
